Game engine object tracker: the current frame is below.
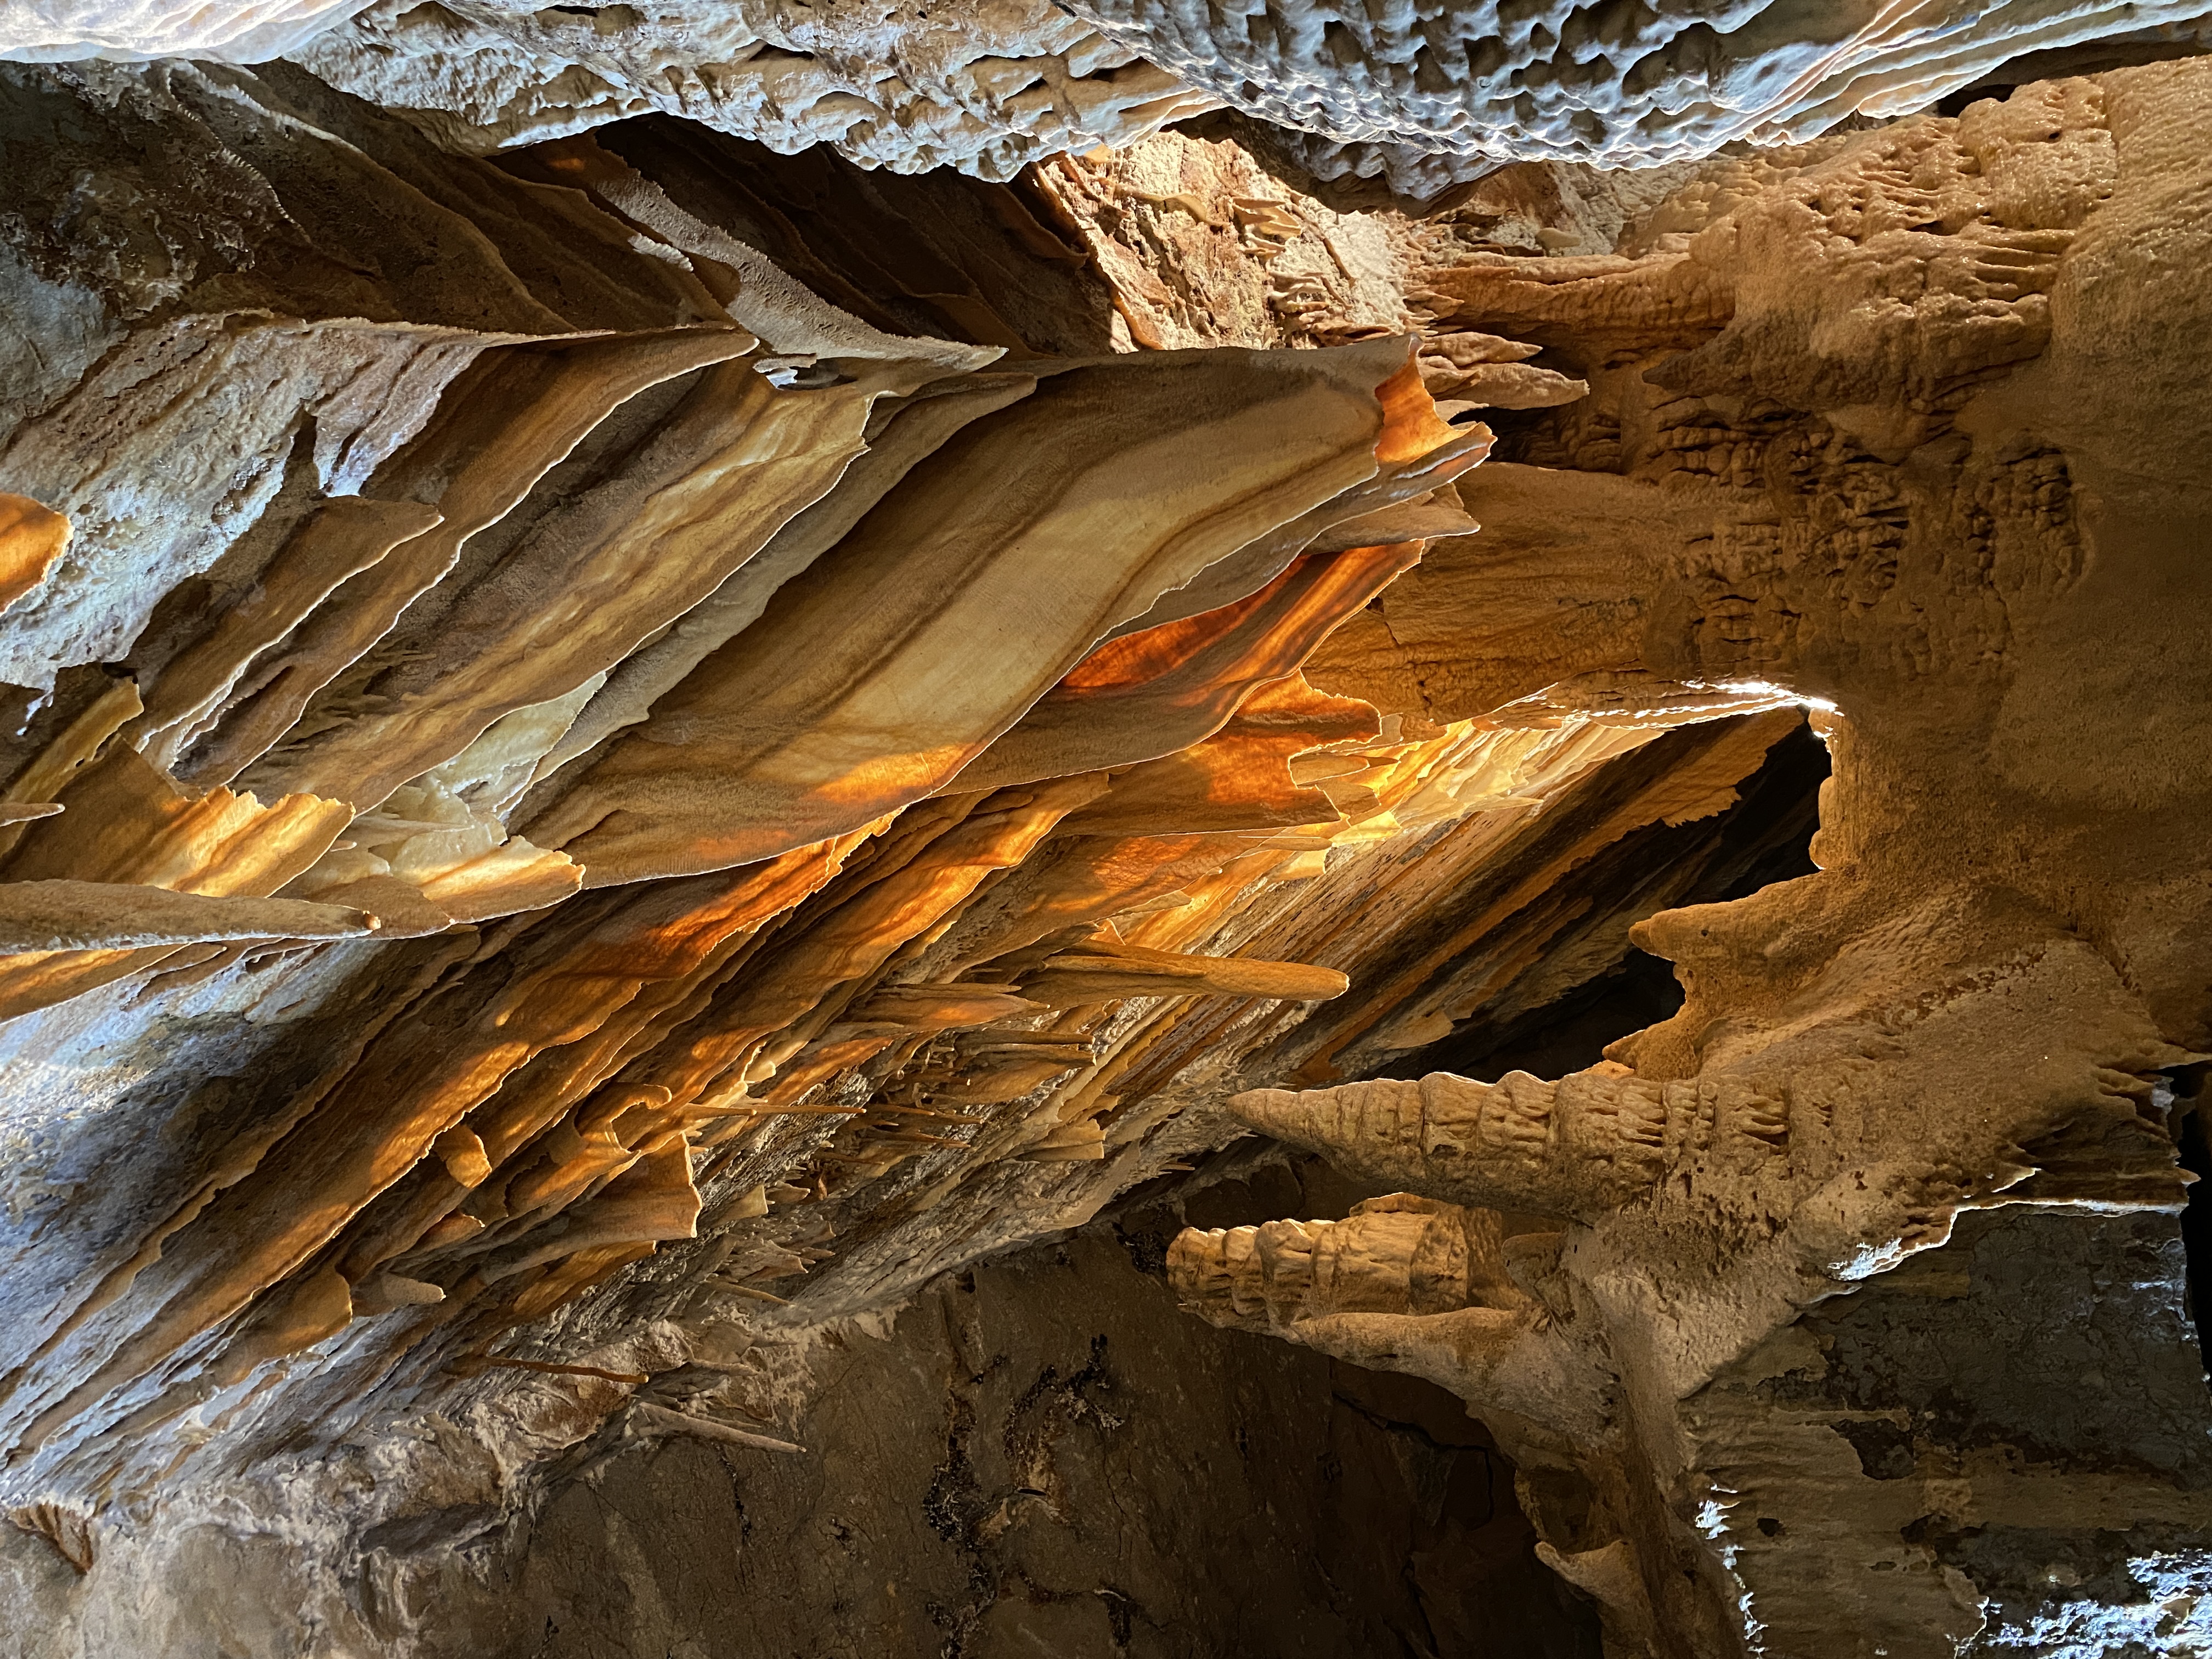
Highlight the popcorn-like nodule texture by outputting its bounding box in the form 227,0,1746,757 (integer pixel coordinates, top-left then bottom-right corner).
1059,0,2212,165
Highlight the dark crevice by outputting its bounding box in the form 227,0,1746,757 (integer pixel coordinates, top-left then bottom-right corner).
1375,720,1829,1085
1935,82,2016,116
1930,35,2212,117
2173,1071,2212,1373
1379,947,1685,1084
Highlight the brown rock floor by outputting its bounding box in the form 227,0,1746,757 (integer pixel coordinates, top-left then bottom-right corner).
492,1223,1600,1659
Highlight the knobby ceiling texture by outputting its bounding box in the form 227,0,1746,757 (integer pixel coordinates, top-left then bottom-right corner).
0,3,2207,1656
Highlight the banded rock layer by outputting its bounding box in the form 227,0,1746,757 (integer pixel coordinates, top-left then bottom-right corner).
0,30,2206,1659
0,61,1711,1651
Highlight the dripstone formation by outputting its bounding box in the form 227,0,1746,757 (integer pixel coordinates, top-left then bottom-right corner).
0,5,2206,1657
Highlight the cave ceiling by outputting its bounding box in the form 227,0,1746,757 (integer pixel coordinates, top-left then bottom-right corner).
0,3,2208,1656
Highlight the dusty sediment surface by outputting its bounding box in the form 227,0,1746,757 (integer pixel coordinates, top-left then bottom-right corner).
487,1217,1600,1659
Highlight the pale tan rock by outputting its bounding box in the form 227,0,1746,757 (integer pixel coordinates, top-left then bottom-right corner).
524,337,1444,883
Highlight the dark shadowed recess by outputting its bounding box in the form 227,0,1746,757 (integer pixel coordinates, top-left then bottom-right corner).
492,1169,1602,1659
583,116,1121,358
1764,1205,2212,1640
1112,1147,1604,1659
1376,719,1830,1084
1934,34,2212,115
2170,1068,2212,1370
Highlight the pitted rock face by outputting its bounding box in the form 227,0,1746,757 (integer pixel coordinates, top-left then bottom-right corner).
286,0,1220,178
19,0,2212,189
1058,0,2212,164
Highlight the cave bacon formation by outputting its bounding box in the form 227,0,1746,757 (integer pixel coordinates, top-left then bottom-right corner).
0,5,2209,1657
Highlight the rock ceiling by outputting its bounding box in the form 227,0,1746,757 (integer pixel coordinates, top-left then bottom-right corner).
0,4,2208,1657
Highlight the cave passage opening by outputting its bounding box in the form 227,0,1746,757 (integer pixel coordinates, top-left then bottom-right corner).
1376,718,1831,1086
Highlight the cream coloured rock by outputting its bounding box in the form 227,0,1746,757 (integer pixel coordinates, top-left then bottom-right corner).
0,0,373,62
288,0,1218,177
1167,1194,1611,1431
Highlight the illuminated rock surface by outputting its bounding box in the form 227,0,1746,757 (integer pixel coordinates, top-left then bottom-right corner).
0,16,2208,1659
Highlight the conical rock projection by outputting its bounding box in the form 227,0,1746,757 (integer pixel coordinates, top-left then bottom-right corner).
1154,59,2212,1656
